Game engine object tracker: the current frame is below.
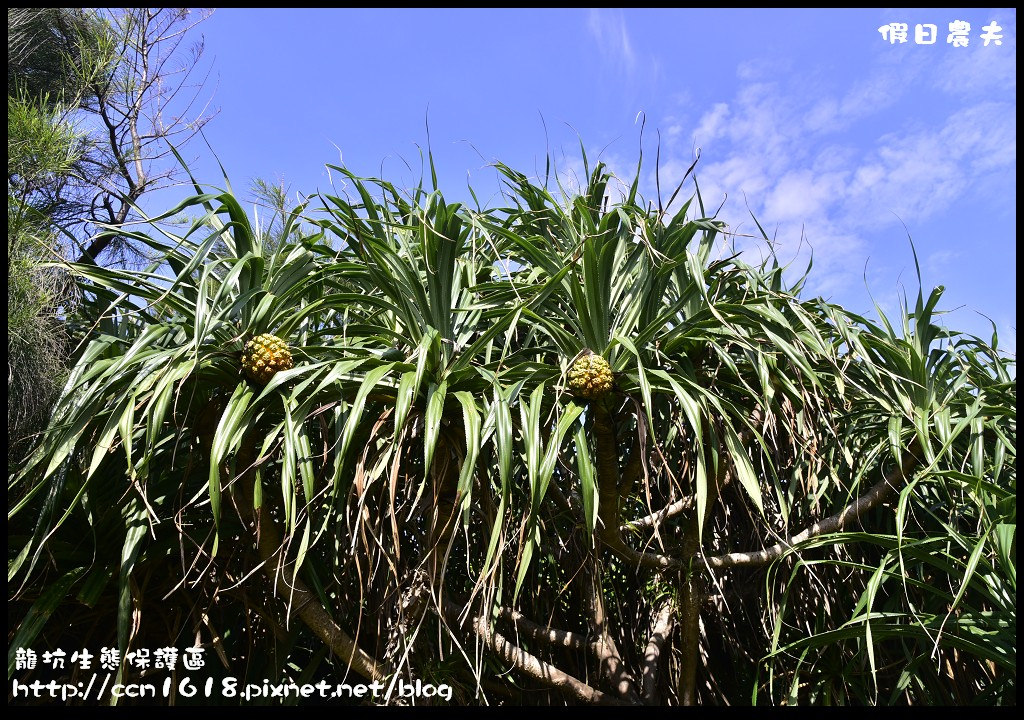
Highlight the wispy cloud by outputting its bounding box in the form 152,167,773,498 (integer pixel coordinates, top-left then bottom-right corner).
844,102,1015,226
658,40,1016,301
693,103,729,144
932,12,1016,98
586,9,636,72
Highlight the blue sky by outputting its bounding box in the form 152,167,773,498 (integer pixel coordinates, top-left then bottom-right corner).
164,8,1016,352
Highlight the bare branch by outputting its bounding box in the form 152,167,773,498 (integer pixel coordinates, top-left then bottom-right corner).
65,8,216,265
603,444,922,574
496,607,589,650
622,495,693,533
586,555,640,702
641,600,675,703
442,600,631,705
703,443,921,569
230,462,390,684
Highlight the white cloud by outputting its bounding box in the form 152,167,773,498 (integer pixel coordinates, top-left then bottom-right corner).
932,14,1016,97
844,101,1015,226
656,44,1016,299
805,66,919,134
693,103,729,145
586,9,636,72
698,155,771,208
763,169,847,223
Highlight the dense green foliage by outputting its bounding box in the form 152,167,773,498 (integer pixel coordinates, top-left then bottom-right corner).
8,150,1015,705
7,7,212,465
7,8,101,462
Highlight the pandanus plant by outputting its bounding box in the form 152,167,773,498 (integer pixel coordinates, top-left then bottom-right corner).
9,149,1014,705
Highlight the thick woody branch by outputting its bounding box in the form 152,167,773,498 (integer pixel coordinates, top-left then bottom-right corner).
677,574,704,706
496,607,589,650
442,601,630,706
251,503,389,683
227,445,389,684
592,401,683,571
619,429,644,498
496,604,647,701
703,444,920,569
603,531,686,571
424,423,465,591
622,496,693,533
641,600,675,704
586,556,640,703
592,401,624,545
593,633,638,703
604,446,921,573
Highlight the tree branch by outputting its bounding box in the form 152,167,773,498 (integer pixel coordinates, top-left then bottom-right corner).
592,400,624,546
603,530,686,571
702,443,921,569
677,573,704,705
442,600,631,706
229,455,390,684
602,444,922,574
586,555,640,702
621,495,693,533
496,602,652,702
641,600,675,704
495,607,589,650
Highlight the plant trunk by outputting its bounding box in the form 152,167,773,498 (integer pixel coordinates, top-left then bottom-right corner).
425,419,466,589
194,403,389,683
591,399,623,544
